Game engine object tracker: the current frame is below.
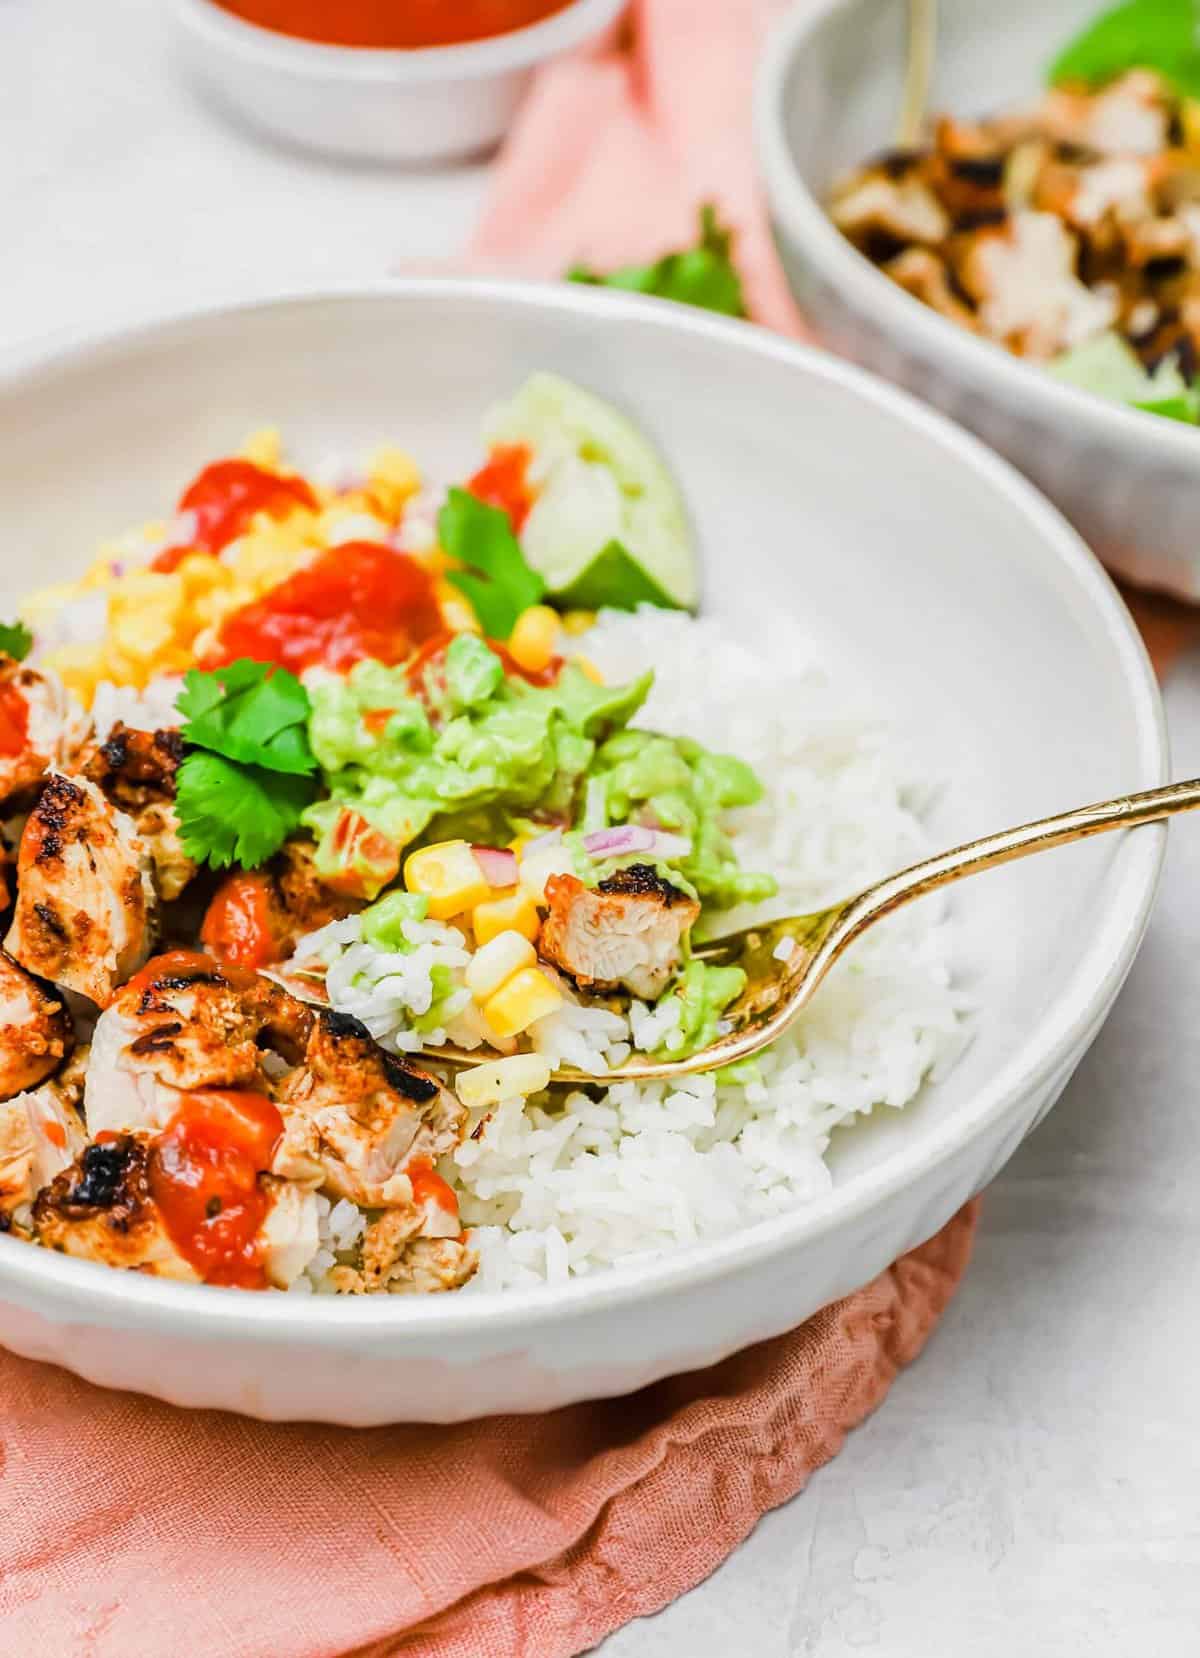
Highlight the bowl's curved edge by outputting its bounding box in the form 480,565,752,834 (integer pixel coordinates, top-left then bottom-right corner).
0,278,1169,1349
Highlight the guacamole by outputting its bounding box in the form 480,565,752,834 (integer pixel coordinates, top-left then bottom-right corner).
302,635,776,911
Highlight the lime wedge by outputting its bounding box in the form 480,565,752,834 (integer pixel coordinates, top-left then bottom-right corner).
1048,331,1199,422
552,541,683,612
483,373,698,608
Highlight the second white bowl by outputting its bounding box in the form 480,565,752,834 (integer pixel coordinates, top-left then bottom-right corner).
756,0,1200,601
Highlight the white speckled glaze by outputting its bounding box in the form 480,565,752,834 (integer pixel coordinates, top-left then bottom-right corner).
756,0,1200,602
169,0,626,164
0,283,1166,1423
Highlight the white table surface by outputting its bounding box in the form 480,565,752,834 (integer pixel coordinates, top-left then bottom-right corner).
6,3,1200,1653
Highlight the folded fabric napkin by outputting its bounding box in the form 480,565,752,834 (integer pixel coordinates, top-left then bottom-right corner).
0,1205,977,1658
470,0,805,334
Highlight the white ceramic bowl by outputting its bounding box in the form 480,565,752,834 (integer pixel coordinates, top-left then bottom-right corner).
756,0,1200,602
169,0,626,163
0,282,1166,1424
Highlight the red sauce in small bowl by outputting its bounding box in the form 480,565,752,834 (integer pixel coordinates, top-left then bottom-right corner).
210,0,576,49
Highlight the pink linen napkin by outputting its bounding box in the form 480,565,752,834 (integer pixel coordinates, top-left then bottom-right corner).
470,0,805,333
0,5,986,1654
0,1206,978,1658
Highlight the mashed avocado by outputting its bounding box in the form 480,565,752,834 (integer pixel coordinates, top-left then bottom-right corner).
572,728,777,908
305,635,775,914
654,959,748,1059
303,635,652,879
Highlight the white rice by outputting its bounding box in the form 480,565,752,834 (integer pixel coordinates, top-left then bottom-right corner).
90,676,184,740
298,609,966,1292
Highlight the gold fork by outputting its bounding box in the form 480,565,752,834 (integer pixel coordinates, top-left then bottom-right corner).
423,778,1196,1084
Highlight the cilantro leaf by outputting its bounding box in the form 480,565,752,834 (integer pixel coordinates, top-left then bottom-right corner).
568,205,747,319
439,487,545,638
0,620,33,662
176,750,317,870
177,659,316,775
551,541,684,612
1048,0,1200,98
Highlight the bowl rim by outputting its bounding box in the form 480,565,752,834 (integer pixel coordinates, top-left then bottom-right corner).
170,0,628,82
0,278,1168,1343
754,0,1200,470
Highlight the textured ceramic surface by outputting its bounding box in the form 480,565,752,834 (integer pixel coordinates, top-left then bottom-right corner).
756,0,1200,602
0,283,1166,1423
169,0,625,163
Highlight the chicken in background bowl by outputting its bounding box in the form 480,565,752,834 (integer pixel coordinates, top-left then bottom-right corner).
757,0,1200,599
829,3,1200,428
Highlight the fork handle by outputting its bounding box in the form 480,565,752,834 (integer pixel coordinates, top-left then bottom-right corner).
842,775,1200,944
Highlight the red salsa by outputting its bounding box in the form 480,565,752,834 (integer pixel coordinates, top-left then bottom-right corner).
204,541,444,675
467,444,534,532
0,683,30,757
148,1090,283,1288
153,458,318,574
407,1157,459,1216
211,0,574,49
200,872,281,970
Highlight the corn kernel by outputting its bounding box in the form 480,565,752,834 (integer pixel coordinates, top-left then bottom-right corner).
465,930,536,1002
518,845,576,904
367,445,422,521
240,426,283,469
456,1053,552,1110
572,654,604,685
560,609,596,637
404,839,491,920
508,605,562,675
42,642,107,705
472,888,541,947
483,966,563,1040
433,577,481,635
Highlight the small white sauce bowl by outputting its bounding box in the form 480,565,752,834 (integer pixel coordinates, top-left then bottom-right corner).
170,0,627,164
756,0,1200,601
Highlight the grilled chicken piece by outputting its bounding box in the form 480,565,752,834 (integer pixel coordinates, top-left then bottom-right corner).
0,1048,88,1225
32,1134,199,1279
257,1175,321,1289
1040,70,1170,158
5,772,156,1007
953,211,1117,358
330,1208,476,1296
84,950,302,1139
883,247,979,328
0,951,74,1100
830,171,950,247
31,1129,320,1288
539,864,700,1001
275,1009,465,1207
81,724,195,901
84,952,460,1216
0,657,90,810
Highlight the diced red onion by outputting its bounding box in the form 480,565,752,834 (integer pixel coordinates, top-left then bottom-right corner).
472,845,519,888
582,825,692,861
582,826,656,856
